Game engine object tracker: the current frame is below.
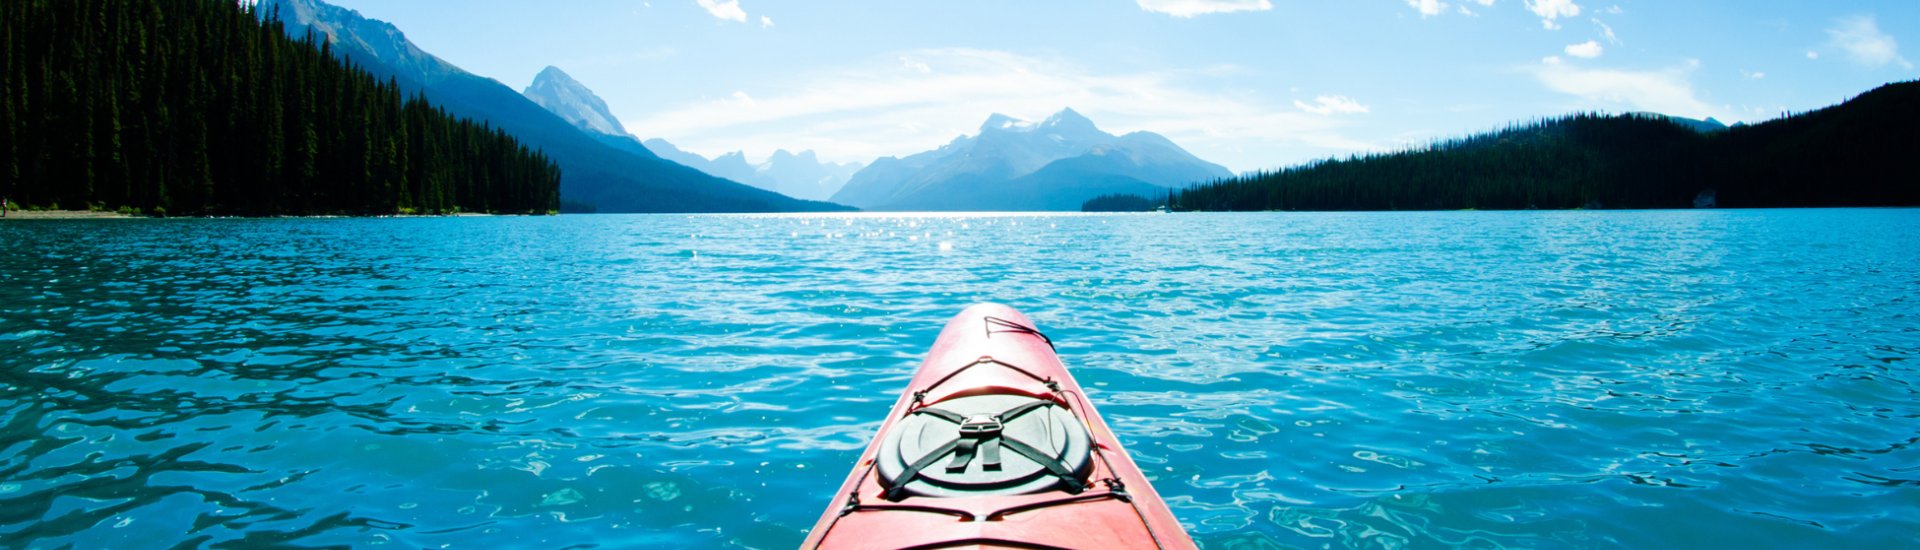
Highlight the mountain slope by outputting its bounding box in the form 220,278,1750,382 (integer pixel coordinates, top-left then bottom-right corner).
832,108,1230,211
633,139,768,190
522,66,627,137
760,150,865,202
1180,80,1920,211
257,0,846,213
637,139,864,201
516,64,863,201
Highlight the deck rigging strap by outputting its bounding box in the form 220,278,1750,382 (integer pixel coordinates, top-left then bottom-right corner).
984,315,1055,350
826,357,1166,548
915,356,1058,405
883,400,1085,501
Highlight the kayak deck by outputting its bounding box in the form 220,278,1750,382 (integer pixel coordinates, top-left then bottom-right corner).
804,304,1194,549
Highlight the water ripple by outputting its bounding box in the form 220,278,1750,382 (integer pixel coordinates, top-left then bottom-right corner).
3,210,1918,548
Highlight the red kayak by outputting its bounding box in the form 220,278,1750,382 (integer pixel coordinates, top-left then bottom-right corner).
803,304,1196,549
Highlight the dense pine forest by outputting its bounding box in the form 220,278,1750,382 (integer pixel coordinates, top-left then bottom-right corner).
1166,80,1920,212
1080,193,1157,212
0,0,560,216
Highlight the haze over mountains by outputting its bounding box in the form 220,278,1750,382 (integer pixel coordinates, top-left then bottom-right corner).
251,0,1241,213
256,0,844,213
638,141,866,203
519,66,863,202
832,109,1233,211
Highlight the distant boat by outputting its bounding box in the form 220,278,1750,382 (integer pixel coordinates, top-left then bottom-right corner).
1152,205,1171,213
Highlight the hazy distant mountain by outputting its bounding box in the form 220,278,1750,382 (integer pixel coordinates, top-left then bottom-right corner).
514,63,863,201
1630,112,1729,133
636,139,863,201
256,0,845,213
832,108,1230,211
634,139,761,188
760,150,865,202
523,66,627,137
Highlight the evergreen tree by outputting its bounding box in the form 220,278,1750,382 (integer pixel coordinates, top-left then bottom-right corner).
0,0,561,215
1180,84,1920,212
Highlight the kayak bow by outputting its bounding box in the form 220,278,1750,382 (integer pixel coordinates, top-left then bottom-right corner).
804,303,1195,549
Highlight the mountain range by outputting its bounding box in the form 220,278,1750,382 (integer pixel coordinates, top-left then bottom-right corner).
831,109,1232,211
518,66,863,202
256,0,845,213
638,140,865,203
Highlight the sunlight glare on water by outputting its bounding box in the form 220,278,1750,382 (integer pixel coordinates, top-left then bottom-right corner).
1,210,1917,548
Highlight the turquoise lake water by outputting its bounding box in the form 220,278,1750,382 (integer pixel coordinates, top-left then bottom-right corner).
2,210,1917,548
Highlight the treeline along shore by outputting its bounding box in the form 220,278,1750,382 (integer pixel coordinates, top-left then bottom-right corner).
0,0,561,217
1088,80,1920,212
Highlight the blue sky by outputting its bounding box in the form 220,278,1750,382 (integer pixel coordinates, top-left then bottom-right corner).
324,0,1917,173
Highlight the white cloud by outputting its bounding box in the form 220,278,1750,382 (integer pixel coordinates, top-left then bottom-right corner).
1294,95,1370,115
1593,19,1619,44
1806,51,1819,60
624,48,1375,170
760,15,773,28
1529,58,1724,120
1137,0,1272,18
1524,0,1580,29
1826,15,1913,70
1542,55,1563,65
900,57,932,74
1565,40,1604,58
694,0,746,23
730,91,755,105
1743,71,1766,80
1406,0,1447,17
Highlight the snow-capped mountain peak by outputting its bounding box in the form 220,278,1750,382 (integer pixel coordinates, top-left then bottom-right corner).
980,113,1036,133
831,107,1231,210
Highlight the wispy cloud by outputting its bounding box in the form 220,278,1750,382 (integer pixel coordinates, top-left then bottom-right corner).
1456,0,1496,16
694,0,746,23
1409,0,1499,18
760,15,774,28
1593,19,1619,44
1825,15,1913,70
1294,95,1370,115
1406,0,1447,18
624,48,1373,170
1524,0,1580,29
1564,40,1603,58
1136,0,1272,18
1529,57,1723,120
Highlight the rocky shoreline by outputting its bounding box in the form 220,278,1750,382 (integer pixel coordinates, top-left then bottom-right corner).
0,210,139,220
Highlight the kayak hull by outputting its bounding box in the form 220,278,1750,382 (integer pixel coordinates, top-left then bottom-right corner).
804,304,1194,549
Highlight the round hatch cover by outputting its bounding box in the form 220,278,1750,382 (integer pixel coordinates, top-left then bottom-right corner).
876,393,1092,499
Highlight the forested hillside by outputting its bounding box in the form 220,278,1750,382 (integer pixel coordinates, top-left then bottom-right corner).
1081,193,1157,212
0,0,560,215
1177,81,1920,211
